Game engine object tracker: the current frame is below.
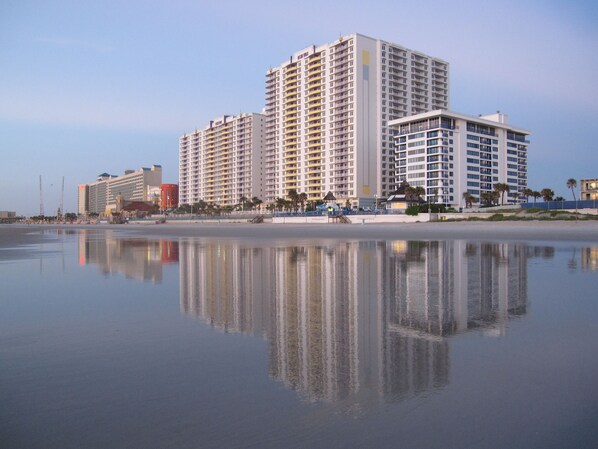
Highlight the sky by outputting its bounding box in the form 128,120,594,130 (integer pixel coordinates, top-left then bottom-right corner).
1,0,597,216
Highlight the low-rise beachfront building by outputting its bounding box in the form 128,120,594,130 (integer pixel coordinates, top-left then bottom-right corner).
390,110,529,207
580,179,598,200
179,113,264,208
160,184,179,210
77,165,163,215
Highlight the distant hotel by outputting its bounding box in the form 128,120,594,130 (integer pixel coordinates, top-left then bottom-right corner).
264,33,449,207
78,165,162,215
391,111,529,206
580,179,598,200
179,113,264,207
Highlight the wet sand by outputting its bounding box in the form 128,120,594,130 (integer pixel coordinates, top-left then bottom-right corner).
2,220,598,245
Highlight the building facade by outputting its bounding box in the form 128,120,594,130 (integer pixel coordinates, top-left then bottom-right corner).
179,113,264,207
160,184,179,210
390,111,529,207
264,33,449,206
580,178,598,200
78,165,162,215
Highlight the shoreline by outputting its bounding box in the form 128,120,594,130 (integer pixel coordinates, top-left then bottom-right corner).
2,220,598,244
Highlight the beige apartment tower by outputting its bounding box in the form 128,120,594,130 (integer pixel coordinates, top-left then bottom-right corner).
179,113,264,207
264,33,449,207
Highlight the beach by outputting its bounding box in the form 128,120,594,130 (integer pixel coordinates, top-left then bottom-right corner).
2,220,598,245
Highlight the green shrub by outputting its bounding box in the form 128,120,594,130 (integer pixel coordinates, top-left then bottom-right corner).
406,205,420,216
419,204,446,213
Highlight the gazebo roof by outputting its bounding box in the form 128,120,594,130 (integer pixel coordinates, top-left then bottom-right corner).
323,191,336,201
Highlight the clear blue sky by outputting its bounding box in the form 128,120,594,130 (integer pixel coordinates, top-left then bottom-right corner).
1,0,597,216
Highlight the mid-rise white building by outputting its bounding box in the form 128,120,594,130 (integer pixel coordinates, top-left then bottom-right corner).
264,33,449,206
78,165,162,215
390,111,529,206
179,113,264,207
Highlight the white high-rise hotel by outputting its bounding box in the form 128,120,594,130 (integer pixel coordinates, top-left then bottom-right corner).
264,33,449,206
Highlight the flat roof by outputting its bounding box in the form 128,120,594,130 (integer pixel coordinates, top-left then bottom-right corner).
389,109,530,135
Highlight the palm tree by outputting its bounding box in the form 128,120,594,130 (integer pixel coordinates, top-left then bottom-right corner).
414,186,426,202
287,189,299,212
238,196,249,211
462,192,474,208
494,182,510,205
531,191,541,204
251,196,263,211
541,188,554,202
298,192,308,212
481,191,496,206
523,188,534,203
566,178,577,201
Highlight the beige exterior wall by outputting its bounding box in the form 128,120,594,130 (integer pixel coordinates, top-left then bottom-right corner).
79,165,162,214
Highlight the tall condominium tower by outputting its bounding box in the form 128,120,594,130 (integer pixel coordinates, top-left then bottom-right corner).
264,33,449,206
390,110,529,206
179,113,264,207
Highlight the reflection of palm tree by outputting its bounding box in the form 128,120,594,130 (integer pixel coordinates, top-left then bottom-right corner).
568,248,577,270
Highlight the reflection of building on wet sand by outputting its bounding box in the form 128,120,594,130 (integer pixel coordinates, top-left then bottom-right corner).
179,240,531,404
581,247,598,271
78,231,178,283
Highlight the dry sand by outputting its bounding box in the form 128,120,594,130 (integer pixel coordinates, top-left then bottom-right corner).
2,220,598,246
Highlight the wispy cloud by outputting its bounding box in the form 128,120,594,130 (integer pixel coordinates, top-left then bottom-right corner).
33,37,112,53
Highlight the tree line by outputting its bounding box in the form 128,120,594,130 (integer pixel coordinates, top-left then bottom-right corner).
462,178,579,208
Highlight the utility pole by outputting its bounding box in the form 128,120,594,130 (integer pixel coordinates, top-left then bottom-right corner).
39,175,44,216
60,176,64,217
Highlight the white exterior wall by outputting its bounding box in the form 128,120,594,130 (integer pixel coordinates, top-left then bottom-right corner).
390,110,529,207
179,113,264,207
264,33,449,206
